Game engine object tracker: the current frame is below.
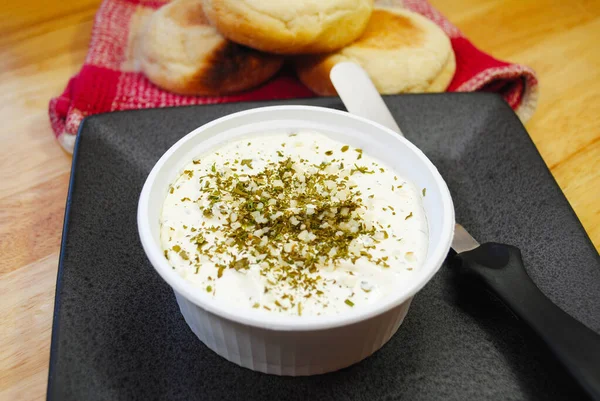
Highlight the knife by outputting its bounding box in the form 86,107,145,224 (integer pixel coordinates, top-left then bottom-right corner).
453,224,600,400
330,62,600,401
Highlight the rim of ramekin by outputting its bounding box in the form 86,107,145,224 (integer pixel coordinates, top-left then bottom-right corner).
138,105,455,331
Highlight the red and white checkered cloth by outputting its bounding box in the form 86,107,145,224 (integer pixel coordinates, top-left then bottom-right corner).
49,0,538,152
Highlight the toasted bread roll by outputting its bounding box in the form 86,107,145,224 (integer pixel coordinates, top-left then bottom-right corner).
139,0,284,96
201,0,374,54
295,8,455,95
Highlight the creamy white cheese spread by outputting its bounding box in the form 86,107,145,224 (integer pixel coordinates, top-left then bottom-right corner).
160,130,428,316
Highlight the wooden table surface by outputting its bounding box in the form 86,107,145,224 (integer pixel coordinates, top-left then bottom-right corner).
1,0,598,399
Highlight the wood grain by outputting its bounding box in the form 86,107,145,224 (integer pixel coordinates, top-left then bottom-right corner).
0,0,598,399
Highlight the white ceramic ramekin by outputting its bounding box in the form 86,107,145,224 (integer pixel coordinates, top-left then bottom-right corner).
138,105,455,375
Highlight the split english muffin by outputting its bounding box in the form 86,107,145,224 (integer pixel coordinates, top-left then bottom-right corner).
295,7,456,95
138,0,284,96
201,0,374,54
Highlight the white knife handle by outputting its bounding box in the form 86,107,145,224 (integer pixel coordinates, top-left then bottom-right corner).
330,62,404,136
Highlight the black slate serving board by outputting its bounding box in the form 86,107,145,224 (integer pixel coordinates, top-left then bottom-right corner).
48,93,600,401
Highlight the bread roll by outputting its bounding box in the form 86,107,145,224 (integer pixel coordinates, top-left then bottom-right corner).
295,7,455,95
138,0,284,96
201,0,374,54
